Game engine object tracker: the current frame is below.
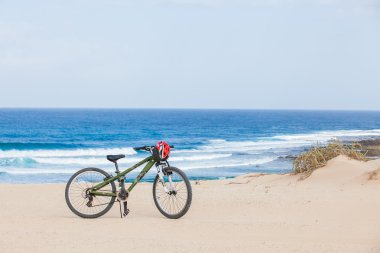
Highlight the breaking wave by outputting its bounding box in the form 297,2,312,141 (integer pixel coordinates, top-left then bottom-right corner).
1,129,379,177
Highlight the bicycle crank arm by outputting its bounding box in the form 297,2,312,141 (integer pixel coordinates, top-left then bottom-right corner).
123,202,129,217
118,200,130,218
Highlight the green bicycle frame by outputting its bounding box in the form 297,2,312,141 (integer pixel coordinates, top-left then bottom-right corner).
89,156,157,197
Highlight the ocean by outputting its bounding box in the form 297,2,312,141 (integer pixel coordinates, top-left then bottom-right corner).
1,109,380,183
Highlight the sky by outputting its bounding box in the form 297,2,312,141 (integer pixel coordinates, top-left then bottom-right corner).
0,0,379,110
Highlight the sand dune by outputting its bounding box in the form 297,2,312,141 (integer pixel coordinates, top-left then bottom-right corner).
304,155,380,184
0,155,379,253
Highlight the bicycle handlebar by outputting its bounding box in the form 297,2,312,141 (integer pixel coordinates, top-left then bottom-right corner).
133,146,150,151
133,145,174,151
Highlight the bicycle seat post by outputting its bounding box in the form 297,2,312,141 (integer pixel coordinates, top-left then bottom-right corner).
114,161,120,174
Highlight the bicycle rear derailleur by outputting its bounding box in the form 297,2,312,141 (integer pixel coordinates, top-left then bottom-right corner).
117,188,129,218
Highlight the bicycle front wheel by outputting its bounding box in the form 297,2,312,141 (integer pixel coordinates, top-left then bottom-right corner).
65,168,116,218
153,167,192,219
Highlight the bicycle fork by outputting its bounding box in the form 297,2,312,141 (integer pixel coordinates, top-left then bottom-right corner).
157,163,175,193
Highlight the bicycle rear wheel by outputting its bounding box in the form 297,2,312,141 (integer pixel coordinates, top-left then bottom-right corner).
65,168,116,218
153,167,192,219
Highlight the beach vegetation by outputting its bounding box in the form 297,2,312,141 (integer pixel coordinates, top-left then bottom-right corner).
293,141,367,178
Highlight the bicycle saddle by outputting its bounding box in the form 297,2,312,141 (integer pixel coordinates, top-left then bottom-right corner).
107,154,125,163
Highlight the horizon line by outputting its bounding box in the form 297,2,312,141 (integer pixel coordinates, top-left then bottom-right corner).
0,107,380,112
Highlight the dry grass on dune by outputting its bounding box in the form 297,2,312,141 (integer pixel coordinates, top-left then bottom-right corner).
293,141,367,178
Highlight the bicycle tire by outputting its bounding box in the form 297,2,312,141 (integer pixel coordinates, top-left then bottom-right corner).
152,167,192,219
65,167,116,219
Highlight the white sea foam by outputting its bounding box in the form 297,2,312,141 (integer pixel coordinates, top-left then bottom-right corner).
200,140,304,152
0,157,276,174
274,129,380,141
29,153,232,166
0,169,114,175
32,157,141,165
1,129,380,174
201,129,380,153
0,147,137,158
177,157,276,170
170,153,232,161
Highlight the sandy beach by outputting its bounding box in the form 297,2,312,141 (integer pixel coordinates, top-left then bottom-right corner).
0,155,379,253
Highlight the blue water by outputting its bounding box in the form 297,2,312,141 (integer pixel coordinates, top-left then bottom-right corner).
1,109,380,183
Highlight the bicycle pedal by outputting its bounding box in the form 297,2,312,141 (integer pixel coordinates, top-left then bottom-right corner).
123,209,130,217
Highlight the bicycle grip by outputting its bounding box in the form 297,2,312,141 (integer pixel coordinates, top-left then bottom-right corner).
133,146,147,151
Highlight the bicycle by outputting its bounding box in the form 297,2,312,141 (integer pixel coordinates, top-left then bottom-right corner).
65,144,192,219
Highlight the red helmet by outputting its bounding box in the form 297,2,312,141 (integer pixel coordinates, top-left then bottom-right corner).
156,141,171,160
